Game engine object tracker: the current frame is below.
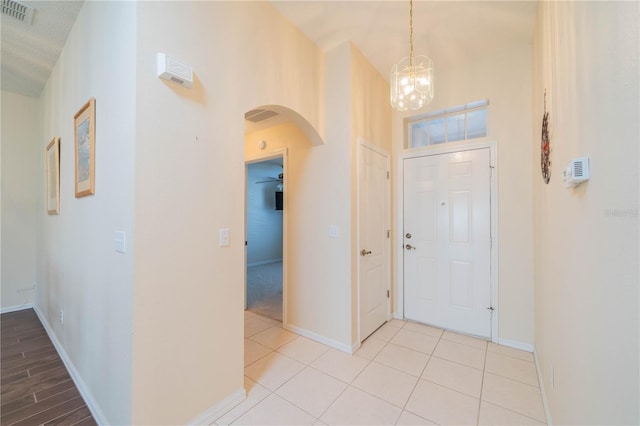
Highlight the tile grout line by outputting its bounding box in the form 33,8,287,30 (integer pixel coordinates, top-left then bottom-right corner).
313,319,399,424
416,335,488,399
479,351,546,424
482,370,541,389
486,345,536,363
275,336,377,423
476,373,548,424
427,353,485,372
269,360,323,423
395,324,444,425
346,338,406,424
481,400,549,425
349,323,404,423
233,322,295,425
475,339,489,425
243,316,544,426
241,321,341,424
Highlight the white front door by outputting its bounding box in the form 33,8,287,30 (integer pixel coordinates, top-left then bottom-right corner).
403,148,492,338
359,144,390,341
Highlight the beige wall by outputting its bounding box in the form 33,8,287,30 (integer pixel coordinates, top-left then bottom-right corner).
350,46,392,153
36,2,137,424
132,2,325,423
1,91,40,311
350,44,393,342
245,121,353,348
28,2,631,424
243,43,392,351
532,2,639,424
244,44,354,350
392,40,535,346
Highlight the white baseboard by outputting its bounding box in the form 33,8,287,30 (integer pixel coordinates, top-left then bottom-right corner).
1,303,33,314
534,349,553,425
33,305,109,425
247,258,283,267
498,338,535,353
285,324,353,354
188,388,246,426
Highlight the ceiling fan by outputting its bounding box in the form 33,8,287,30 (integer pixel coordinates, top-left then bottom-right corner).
255,172,284,184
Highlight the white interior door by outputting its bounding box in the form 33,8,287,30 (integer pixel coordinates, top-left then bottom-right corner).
403,148,491,338
359,144,390,341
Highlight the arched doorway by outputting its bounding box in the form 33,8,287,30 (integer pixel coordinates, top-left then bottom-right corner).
243,105,323,327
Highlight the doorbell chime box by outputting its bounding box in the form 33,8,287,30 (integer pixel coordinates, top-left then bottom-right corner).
157,53,193,88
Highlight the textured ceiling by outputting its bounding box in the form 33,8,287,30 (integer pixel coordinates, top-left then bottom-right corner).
1,0,83,97
271,1,537,79
1,1,537,99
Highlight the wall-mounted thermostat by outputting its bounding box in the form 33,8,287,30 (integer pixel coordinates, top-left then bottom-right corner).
157,53,193,88
563,157,590,187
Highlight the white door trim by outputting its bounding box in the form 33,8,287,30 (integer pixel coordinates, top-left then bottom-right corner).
245,148,289,328
395,139,499,342
356,139,391,346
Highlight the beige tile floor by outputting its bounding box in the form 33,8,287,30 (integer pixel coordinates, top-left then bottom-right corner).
215,311,547,425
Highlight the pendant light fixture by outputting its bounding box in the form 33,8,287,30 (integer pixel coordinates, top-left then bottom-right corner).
390,0,434,111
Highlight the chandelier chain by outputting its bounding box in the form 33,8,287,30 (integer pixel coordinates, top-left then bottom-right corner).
409,0,414,67
390,0,433,111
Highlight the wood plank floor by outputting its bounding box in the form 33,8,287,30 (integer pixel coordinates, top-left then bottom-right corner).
1,309,96,426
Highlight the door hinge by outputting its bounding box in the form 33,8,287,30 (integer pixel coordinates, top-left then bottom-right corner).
386,230,390,239
387,171,390,179
387,290,390,298
489,165,495,177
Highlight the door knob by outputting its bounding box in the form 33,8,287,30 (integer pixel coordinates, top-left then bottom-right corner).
360,249,372,256
405,244,416,250
405,233,412,239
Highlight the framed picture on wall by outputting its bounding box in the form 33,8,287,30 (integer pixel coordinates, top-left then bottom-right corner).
46,137,60,214
74,97,96,197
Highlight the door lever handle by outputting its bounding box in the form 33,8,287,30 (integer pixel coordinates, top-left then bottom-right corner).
405,244,416,250
360,249,372,256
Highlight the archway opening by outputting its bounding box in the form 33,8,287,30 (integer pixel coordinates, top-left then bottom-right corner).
243,105,322,328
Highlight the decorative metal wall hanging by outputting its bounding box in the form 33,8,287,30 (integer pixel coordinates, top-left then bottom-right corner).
541,90,551,184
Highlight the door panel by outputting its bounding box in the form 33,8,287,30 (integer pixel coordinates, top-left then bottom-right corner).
449,260,472,309
404,148,491,338
417,190,437,241
359,145,390,341
417,258,437,301
450,191,471,243
366,266,384,313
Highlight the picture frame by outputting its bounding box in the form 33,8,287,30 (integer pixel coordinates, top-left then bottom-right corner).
74,98,96,197
46,137,60,215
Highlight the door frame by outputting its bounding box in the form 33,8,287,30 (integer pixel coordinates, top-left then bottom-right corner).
395,139,499,342
356,139,392,345
245,148,289,328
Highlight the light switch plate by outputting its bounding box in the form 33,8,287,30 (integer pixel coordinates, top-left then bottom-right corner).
219,228,230,247
329,226,340,238
114,231,126,253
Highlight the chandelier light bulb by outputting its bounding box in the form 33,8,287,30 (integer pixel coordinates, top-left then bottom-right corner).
390,0,434,112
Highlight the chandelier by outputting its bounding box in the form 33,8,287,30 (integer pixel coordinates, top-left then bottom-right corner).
390,0,434,111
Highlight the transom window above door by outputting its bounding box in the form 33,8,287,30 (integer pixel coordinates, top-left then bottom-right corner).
406,99,489,149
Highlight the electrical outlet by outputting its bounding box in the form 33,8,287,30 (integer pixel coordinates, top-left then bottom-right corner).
59,309,64,325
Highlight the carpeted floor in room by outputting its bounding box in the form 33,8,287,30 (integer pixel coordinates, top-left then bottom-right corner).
246,261,283,322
